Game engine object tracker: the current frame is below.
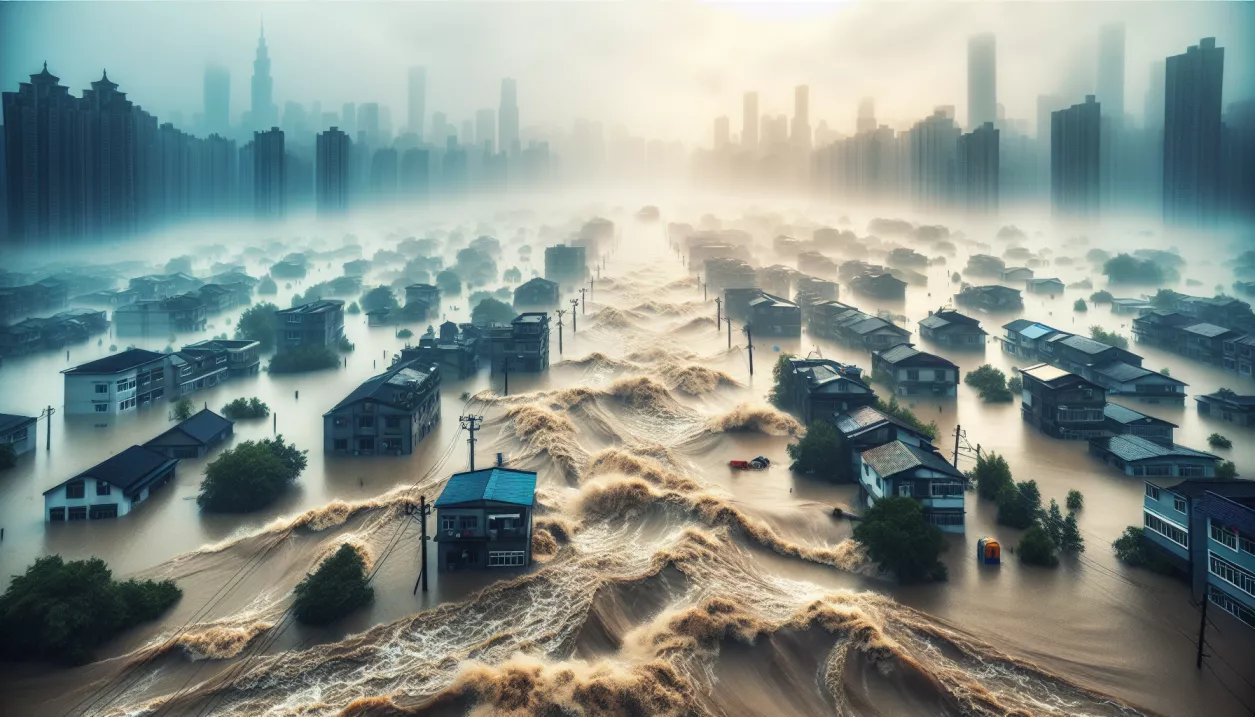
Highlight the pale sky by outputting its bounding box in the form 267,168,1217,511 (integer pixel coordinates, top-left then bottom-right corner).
2,1,1252,143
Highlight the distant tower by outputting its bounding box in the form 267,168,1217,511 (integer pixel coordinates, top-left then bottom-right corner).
407,66,426,140
967,33,997,129
1097,24,1126,123
253,127,285,218
1051,95,1102,219
792,85,811,149
857,98,876,134
499,78,520,156
316,127,350,215
475,108,496,153
1163,38,1224,226
742,92,759,149
203,65,230,136
357,103,381,148
250,23,277,130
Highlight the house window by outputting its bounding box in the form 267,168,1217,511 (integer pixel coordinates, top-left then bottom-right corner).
930,483,964,497
358,416,375,429
925,511,965,527
906,369,919,381
1241,534,1255,557
97,481,111,496
458,516,478,531
1207,585,1255,630
89,504,118,519
334,439,348,451
333,416,350,427
286,331,300,340
94,403,108,413
49,507,65,521
116,379,136,391
385,417,401,429
1144,511,1188,548
1143,465,1172,477
897,484,913,497
1174,496,1186,514
381,438,401,452
1209,552,1255,599
441,515,456,531
356,438,374,452
286,314,302,323
934,370,947,381
95,383,109,394
1178,465,1205,478
68,506,87,521
66,480,85,499
1211,521,1239,551
119,398,136,411
216,356,228,365
1145,484,1160,500
488,551,526,567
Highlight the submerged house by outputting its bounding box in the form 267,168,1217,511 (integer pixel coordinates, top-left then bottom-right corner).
1024,277,1065,295
746,292,801,337
513,277,560,310
1195,391,1255,427
144,408,234,459
434,467,537,571
783,357,876,424
1139,479,1255,582
831,406,936,478
43,445,178,521
955,285,1023,311
323,360,442,456
858,441,965,532
871,344,959,397
1089,435,1220,479
850,273,907,300
1103,403,1176,444
1019,363,1107,439
917,309,986,348
0,414,37,458
398,321,481,379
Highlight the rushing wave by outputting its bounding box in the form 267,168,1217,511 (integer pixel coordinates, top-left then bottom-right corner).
656,361,740,395
704,402,803,436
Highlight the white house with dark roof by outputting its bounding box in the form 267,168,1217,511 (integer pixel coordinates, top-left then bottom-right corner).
858,440,965,531
0,413,37,456
831,406,935,476
43,445,178,521
62,348,170,415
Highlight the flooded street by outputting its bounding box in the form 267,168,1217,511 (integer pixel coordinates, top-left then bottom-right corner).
1,203,1253,717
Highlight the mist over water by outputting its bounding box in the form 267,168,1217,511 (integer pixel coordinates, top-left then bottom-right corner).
1,197,1253,717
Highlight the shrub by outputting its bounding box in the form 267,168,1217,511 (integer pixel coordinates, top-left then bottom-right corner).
1041,499,1084,554
1208,433,1232,449
1103,254,1169,284
969,452,1014,501
996,479,1041,529
338,336,356,353
1089,326,1129,349
1217,461,1239,480
503,267,523,283
258,276,278,295
1073,299,1087,312
435,270,462,295
852,496,947,583
397,328,414,339
0,556,181,665
471,297,517,326
1089,290,1113,304
1112,526,1176,574
1007,374,1023,393
0,443,15,471
875,397,938,440
768,353,797,409
235,302,279,352
173,397,195,422
360,286,399,314
197,436,306,512
1159,367,1170,376
292,544,375,626
1066,489,1084,511
964,364,1012,402
950,271,961,283
347,301,361,314
786,422,851,480
269,346,341,373
1018,525,1059,567
221,397,270,420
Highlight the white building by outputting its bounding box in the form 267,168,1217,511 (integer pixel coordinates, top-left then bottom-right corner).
43,445,178,521
61,349,170,415
858,440,966,532
0,413,37,456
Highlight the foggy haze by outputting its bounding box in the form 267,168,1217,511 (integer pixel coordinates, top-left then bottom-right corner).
3,1,1253,142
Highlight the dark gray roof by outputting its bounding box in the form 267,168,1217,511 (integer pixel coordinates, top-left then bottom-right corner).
1162,479,1255,501
1091,435,1217,462
875,344,957,368
1103,403,1176,427
148,409,234,446
861,440,963,479
277,299,344,315
832,406,921,439
1057,334,1116,355
1182,323,1234,338
326,360,436,413
62,348,166,375
0,413,37,434
1093,361,1187,386
917,314,950,330
1002,318,1035,332
45,445,178,494
1026,277,1064,286
848,317,907,336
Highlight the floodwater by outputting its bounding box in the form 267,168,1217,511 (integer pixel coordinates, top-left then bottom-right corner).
1,202,1253,717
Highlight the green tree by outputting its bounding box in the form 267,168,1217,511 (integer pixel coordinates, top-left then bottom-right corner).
221,397,270,420
996,480,1042,529
258,276,278,295
268,346,341,373
1059,512,1085,554
347,301,361,314
768,353,797,409
503,267,523,282
964,364,1012,402
0,556,181,665
1007,374,1023,393
786,421,850,480
1043,499,1066,546
173,397,195,422
435,270,462,295
1018,525,1059,567
197,436,307,512
970,452,1014,501
1113,526,1167,571
1103,254,1167,284
1073,299,1088,312
1217,461,1239,480
1089,326,1130,349
471,297,517,326
292,544,375,625
235,302,278,352
1066,489,1084,511
1208,433,1232,449
875,397,939,440
1150,288,1179,309
1089,290,1113,304
360,286,399,314
852,496,947,583
0,443,16,471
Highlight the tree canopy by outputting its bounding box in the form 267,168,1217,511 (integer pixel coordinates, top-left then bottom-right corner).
786,421,850,480
293,544,375,625
268,346,341,374
471,297,518,326
1103,254,1168,284
221,397,270,420
197,436,307,512
0,556,182,664
853,496,947,583
360,286,399,314
235,302,278,352
964,364,1012,402
435,270,462,295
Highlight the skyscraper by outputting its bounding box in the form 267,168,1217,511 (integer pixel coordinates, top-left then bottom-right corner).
967,33,997,130
341,102,357,138
476,108,496,153
714,116,730,149
431,112,449,146
371,147,398,200
1144,60,1165,130
857,98,877,135
316,127,350,215
407,67,426,139
253,127,285,218
1163,38,1224,226
957,122,999,214
1097,24,1126,123
792,85,811,149
203,65,230,136
357,103,381,148
249,24,277,130
742,92,758,149
907,109,961,210
1051,95,1101,218
499,78,519,156
82,71,138,239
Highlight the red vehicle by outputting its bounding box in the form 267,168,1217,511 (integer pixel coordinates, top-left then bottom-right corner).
729,457,771,471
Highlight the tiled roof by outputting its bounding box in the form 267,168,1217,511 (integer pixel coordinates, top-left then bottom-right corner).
1182,323,1233,338
861,440,962,479
832,406,920,438
62,348,166,375
1092,435,1217,462
167,409,234,444
435,468,537,507
1103,402,1176,427
1020,362,1073,384
327,360,437,413
1058,334,1116,355
0,413,37,434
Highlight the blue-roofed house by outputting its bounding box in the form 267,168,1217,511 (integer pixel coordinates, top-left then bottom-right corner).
999,319,1062,359
1088,434,1220,478
434,467,538,571
144,408,234,459
857,440,966,531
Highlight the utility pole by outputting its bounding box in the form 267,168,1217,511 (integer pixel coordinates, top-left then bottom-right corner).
579,288,587,314
459,414,483,470
412,495,433,594
715,297,722,326
701,282,707,301
502,357,511,396
556,309,566,353
744,326,754,376
723,317,732,349
41,405,55,450
588,277,594,302
570,298,580,332
953,424,963,468
1197,597,1209,669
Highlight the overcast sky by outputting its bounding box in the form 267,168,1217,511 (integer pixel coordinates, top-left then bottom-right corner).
2,1,1252,143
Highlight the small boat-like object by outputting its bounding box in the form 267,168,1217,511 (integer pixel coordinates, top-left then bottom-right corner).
729,456,771,471
977,537,1001,565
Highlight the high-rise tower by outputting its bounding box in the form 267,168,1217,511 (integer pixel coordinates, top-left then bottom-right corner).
967,33,997,130
408,67,426,139
742,92,758,149
499,78,519,156
249,23,277,130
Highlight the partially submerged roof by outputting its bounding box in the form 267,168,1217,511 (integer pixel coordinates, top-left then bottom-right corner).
1182,323,1236,338
875,344,957,368
326,360,437,413
44,445,178,494
860,440,962,479
1019,362,1074,384
147,409,234,447
832,406,925,440
62,348,165,375
1092,435,1217,463
435,468,537,507
1093,361,1187,386
1057,334,1117,355
0,413,37,434
1103,402,1177,428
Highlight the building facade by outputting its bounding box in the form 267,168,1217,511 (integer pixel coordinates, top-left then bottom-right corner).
1051,96,1102,218
434,467,536,571
1019,363,1107,439
274,299,345,349
323,360,441,456
62,349,169,414
44,445,178,521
